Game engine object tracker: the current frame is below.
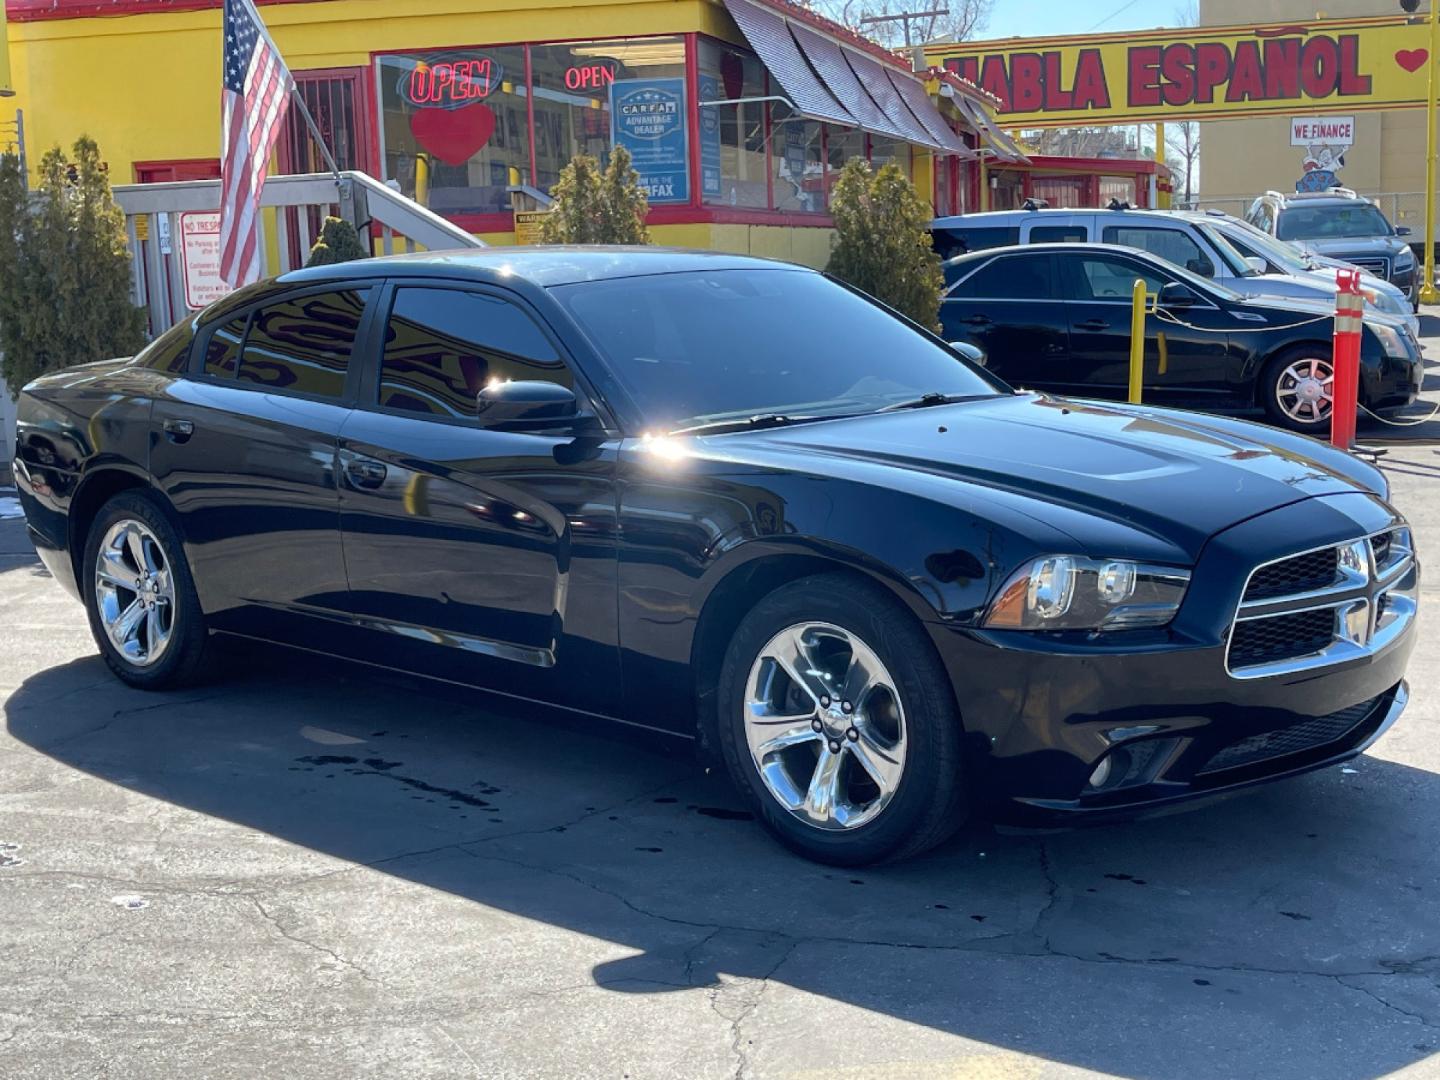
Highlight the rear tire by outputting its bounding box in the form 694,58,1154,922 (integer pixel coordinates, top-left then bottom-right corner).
82,490,214,690
1261,346,1336,435
715,573,967,865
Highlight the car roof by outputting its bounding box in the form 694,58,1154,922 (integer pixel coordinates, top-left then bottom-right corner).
272,246,804,289
942,241,1159,265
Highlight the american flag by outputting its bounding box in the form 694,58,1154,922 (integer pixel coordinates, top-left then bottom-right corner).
219,0,291,287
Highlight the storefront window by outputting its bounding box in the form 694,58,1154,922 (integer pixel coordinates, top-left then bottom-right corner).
377,47,529,217
771,105,824,213
529,38,687,199
868,134,909,174
826,127,865,199
699,39,767,208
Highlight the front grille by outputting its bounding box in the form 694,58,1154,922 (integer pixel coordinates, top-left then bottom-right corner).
1197,694,1383,774
1350,257,1390,277
1372,531,1393,570
1230,608,1335,667
1243,547,1339,602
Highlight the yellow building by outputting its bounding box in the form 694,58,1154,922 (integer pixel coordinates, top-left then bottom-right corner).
2,0,1013,266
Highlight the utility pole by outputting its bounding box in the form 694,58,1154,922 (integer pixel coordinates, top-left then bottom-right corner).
858,7,949,48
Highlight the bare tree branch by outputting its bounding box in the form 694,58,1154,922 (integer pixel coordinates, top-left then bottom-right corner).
809,0,994,47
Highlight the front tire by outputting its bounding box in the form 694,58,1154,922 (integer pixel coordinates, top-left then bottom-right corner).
716,573,967,865
1261,346,1336,434
82,490,213,689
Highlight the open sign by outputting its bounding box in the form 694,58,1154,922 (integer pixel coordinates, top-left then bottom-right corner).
398,53,503,110
564,63,617,91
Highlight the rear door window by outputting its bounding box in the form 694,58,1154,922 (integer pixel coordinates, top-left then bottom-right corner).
377,287,570,420
1063,254,1169,300
947,255,1054,300
203,314,248,379
237,290,370,399
1028,225,1087,243
933,225,1020,257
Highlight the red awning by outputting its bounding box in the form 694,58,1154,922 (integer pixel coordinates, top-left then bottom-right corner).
721,0,856,127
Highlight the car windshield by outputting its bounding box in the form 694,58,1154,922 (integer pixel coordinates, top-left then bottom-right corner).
553,269,1007,432
1214,221,1311,274
1276,203,1393,241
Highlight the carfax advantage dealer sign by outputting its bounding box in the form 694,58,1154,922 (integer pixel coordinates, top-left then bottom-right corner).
926,15,1432,127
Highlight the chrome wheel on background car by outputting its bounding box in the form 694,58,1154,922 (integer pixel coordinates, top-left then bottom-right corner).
94,519,176,667
744,622,907,831
1273,356,1334,427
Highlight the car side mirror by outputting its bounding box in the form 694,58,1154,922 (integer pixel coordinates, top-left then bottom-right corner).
476,380,583,430
1157,282,1198,310
1396,225,1413,237
1243,256,1268,274
1185,258,1215,278
949,340,987,367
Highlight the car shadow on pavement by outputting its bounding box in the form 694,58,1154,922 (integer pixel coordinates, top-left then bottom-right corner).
6,649,1440,1079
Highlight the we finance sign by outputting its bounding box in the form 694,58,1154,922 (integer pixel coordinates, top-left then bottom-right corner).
927,15,1430,127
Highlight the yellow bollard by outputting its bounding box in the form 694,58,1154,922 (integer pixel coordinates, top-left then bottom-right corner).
1128,278,1146,404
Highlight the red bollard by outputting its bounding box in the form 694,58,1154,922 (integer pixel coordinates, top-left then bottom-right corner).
1330,268,1363,451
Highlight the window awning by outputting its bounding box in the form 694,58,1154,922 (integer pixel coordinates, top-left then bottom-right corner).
953,93,1029,163
722,0,972,156
841,48,946,151
720,0,855,127
885,69,975,158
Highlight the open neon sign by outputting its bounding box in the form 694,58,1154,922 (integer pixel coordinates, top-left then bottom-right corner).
564,63,617,91
400,54,503,109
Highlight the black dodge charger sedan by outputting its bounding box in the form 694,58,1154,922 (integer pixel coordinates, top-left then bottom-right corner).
940,243,1424,434
12,249,1418,865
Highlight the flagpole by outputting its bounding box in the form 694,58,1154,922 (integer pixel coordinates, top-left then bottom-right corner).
242,0,342,183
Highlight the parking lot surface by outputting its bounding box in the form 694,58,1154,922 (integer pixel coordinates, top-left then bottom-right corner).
3,352,1440,1079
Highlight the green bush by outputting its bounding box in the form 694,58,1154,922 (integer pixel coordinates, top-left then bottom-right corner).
0,136,147,394
305,216,369,267
538,144,650,245
825,158,944,331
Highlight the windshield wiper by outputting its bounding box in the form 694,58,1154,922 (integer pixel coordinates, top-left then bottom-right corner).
669,412,829,437
876,392,980,413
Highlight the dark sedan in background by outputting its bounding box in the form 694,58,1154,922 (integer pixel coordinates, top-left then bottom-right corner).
12,249,1418,864
941,243,1423,433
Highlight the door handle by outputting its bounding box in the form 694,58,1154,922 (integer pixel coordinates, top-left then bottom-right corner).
345,458,388,489
1075,319,1110,331
163,419,194,443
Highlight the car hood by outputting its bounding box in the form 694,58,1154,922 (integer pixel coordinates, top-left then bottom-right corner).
709,395,1384,562
1298,236,1408,261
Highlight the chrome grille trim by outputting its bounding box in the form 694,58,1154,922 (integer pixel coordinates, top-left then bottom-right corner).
1350,257,1390,277
1226,526,1417,679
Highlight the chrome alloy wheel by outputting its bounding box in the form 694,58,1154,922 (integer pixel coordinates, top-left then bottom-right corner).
1275,357,1334,425
94,519,175,668
743,622,907,831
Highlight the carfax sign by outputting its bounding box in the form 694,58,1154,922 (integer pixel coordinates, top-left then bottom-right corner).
927,15,1430,127
610,77,689,204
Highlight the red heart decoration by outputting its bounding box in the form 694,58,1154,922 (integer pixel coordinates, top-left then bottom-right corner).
1396,48,1428,73
409,103,496,167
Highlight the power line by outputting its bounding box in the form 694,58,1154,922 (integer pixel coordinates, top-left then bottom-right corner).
1088,0,1142,32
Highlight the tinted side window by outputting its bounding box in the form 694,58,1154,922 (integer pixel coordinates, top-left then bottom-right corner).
238,289,369,398
379,288,569,419
1029,225,1086,243
948,256,1052,300
140,320,196,374
934,225,1020,257
203,314,248,378
1065,255,1168,300
1102,226,1213,276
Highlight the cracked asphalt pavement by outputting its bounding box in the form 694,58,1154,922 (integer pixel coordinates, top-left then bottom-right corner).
3,444,1440,1079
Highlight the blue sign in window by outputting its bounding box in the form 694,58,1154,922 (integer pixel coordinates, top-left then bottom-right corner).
699,73,722,199
611,77,690,205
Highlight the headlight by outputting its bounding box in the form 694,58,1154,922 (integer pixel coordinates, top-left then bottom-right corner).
1367,321,1410,358
1395,246,1416,269
983,556,1191,631
1361,286,1406,317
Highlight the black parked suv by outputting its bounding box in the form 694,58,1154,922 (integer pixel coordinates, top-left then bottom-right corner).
1246,188,1418,309
940,243,1423,434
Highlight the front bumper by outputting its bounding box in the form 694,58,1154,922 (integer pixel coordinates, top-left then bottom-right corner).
928,492,1417,825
